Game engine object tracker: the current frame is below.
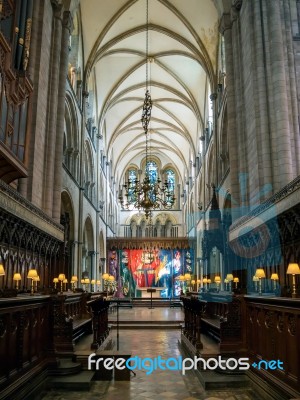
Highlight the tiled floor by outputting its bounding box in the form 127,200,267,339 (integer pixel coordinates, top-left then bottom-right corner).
42,307,260,400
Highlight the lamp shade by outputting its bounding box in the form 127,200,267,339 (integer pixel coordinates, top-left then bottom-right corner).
96,280,101,284
184,273,191,280
102,273,110,280
270,273,279,280
233,277,239,283
191,279,196,284
84,278,90,284
71,275,78,282
255,268,266,278
207,279,212,284
13,273,22,281
53,278,59,283
81,279,85,284
196,279,201,284
58,274,65,281
179,275,185,281
27,269,38,279
286,263,300,275
214,275,221,282
224,278,229,283
226,274,233,281
91,279,96,284
0,264,5,276
108,275,115,281
252,276,259,282
63,279,68,283
33,275,40,282
203,278,208,284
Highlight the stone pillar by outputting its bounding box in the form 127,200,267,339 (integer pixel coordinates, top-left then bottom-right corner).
210,92,218,186
282,0,300,176
267,0,293,190
43,1,63,215
52,11,73,222
219,13,241,220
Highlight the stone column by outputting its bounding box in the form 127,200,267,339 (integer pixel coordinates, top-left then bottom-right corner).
43,1,63,215
52,11,73,222
282,0,300,176
267,0,293,190
219,13,241,220
210,92,218,186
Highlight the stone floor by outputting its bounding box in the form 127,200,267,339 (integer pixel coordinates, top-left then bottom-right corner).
42,307,260,400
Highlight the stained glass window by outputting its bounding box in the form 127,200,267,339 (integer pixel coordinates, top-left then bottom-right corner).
146,161,158,184
128,169,137,202
166,169,175,192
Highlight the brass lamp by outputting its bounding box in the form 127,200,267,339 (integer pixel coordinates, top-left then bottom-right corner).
91,279,96,292
255,268,266,295
215,275,221,291
184,273,191,281
224,278,229,291
184,273,191,291
53,277,59,289
27,269,38,295
287,263,300,298
63,278,68,291
233,277,239,289
270,273,279,291
71,275,78,292
58,273,66,293
226,274,233,291
13,273,22,290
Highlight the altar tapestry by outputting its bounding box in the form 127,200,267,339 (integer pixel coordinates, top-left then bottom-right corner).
112,248,194,298
120,249,136,298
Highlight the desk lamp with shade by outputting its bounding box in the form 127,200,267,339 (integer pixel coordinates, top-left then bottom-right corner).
58,274,66,293
27,269,38,295
270,273,279,291
286,263,300,298
13,273,22,290
53,277,59,289
71,275,78,292
233,277,239,289
255,268,266,295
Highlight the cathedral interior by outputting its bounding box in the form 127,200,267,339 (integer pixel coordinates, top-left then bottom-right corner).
0,0,300,399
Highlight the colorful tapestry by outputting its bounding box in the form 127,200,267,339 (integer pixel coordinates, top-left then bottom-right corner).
107,248,194,298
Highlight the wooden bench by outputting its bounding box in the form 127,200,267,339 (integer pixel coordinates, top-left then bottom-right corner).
181,293,244,355
53,293,92,354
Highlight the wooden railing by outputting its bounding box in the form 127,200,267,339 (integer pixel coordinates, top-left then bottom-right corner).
245,296,300,397
181,293,246,355
0,295,55,400
88,296,111,349
52,292,92,354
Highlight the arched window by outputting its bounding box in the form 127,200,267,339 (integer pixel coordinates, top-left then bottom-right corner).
165,169,175,192
128,168,137,203
146,161,158,184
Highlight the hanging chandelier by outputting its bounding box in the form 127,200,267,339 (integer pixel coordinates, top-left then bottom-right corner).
118,0,175,219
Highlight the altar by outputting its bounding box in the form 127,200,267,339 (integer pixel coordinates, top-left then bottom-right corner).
136,287,165,298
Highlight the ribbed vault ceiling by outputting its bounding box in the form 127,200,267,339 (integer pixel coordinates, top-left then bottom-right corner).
81,0,220,186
